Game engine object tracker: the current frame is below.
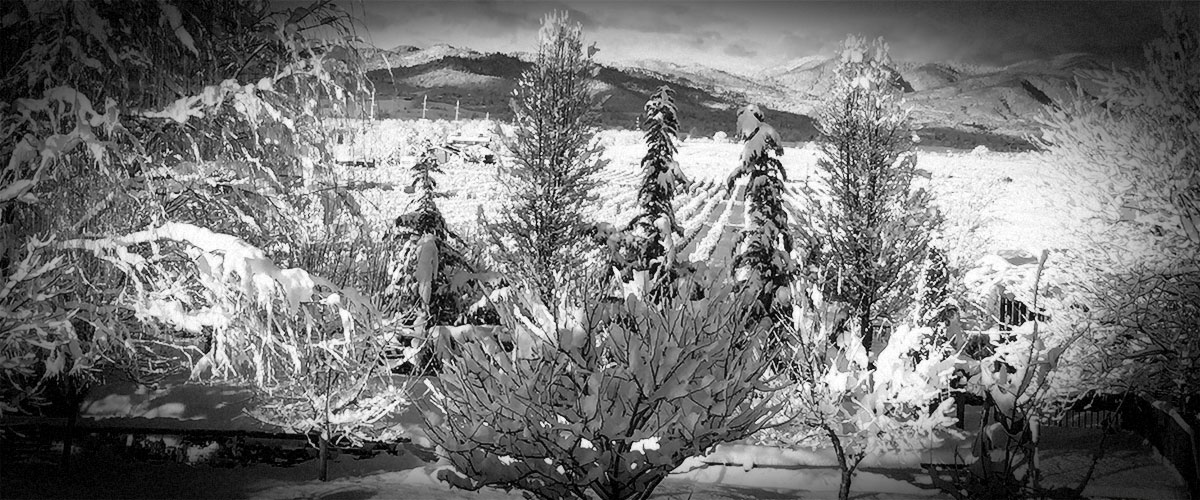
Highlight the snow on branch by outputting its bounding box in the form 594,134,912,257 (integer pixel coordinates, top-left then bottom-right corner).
58,221,379,385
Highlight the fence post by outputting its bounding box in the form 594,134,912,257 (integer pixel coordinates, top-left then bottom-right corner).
1149,399,1200,499
956,392,965,430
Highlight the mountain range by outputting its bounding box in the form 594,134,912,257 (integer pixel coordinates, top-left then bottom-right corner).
361,44,1113,151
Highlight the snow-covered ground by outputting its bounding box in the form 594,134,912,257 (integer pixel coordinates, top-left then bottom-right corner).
3,446,962,499
2,369,1182,500
340,123,1064,274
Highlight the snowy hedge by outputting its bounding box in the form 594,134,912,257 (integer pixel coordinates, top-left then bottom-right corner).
422,274,782,500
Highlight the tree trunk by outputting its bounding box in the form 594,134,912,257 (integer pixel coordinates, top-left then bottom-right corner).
839,467,854,500
61,407,76,469
319,432,329,482
61,376,77,470
859,309,876,371
956,392,966,430
826,425,855,500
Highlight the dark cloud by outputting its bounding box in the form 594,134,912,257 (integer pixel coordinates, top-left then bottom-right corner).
724,42,757,58
686,29,723,48
470,0,542,30
349,0,1172,73
586,2,686,34
779,30,841,59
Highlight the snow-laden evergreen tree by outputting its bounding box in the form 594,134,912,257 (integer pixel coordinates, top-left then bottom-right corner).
387,146,491,373
801,35,941,360
483,11,607,309
612,86,690,298
727,104,795,315
914,244,958,358
392,146,478,326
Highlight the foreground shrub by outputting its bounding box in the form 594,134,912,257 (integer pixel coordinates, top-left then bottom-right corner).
757,279,960,500
421,275,782,500
60,222,408,480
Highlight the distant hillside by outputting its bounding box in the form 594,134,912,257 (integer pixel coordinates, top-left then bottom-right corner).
359,44,1117,151
748,53,1110,148
367,53,820,142
362,44,481,71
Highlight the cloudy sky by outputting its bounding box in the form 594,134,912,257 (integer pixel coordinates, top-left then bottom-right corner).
343,1,1170,74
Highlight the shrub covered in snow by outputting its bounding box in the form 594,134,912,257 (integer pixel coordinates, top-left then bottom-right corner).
936,250,1085,498
1,0,372,411
1034,5,1200,409
422,273,782,500
0,235,89,415
757,279,960,500
56,221,410,480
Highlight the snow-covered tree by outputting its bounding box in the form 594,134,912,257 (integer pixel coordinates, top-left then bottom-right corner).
755,279,960,500
801,35,941,360
1034,5,1200,409
54,221,409,481
0,0,380,422
422,272,782,500
609,86,691,299
391,146,482,325
759,36,955,500
727,104,795,315
483,11,607,309
914,244,959,359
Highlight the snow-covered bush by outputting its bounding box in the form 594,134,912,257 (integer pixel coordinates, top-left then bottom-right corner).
1,0,376,413
422,273,782,500
0,235,86,415
935,250,1093,499
482,11,607,308
1034,5,1200,409
756,279,960,500
58,221,408,479
799,35,942,359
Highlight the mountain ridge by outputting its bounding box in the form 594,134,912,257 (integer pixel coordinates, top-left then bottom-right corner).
361,44,1094,151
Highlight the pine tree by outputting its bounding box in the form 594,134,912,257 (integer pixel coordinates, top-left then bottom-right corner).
393,146,478,326
484,11,606,308
616,86,690,297
914,244,957,359
803,35,941,359
728,104,794,315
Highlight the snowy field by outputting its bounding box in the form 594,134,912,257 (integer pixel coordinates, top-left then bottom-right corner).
339,122,1063,271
